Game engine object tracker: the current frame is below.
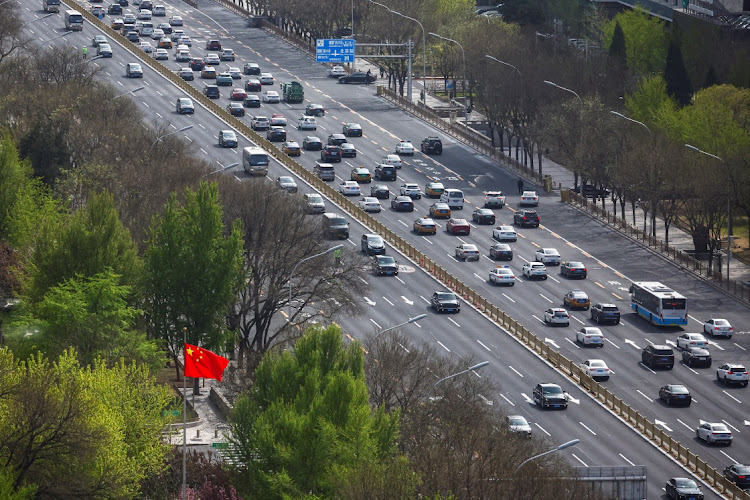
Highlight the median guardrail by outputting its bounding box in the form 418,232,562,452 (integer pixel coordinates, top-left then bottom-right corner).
73,4,745,498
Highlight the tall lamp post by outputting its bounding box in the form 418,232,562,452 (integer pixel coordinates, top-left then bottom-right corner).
434,361,489,387
429,32,467,125
544,80,583,187
110,86,144,101
287,244,343,321
373,314,426,340
151,124,193,148
201,161,239,179
485,55,522,88
21,13,54,28
515,439,580,473
41,30,73,45
685,144,731,280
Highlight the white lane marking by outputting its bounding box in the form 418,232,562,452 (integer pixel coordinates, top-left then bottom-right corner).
604,337,620,349
535,423,551,437
198,123,206,129
401,296,413,305
200,148,207,154
654,419,673,432
544,338,560,349
521,393,533,404
636,390,653,402
734,343,746,351
395,276,405,284
548,275,560,284
477,340,492,352
421,236,433,244
509,366,524,377
369,318,381,329
500,394,515,406
539,293,553,304
721,450,739,463
502,293,516,303
722,420,741,433
579,421,597,435
619,453,636,467
723,390,742,404
382,296,394,306
447,317,460,327
437,340,450,352
624,339,641,349
571,315,585,325
420,295,430,304
638,362,656,374
571,454,588,467
676,419,693,431
565,338,580,349
364,297,376,306
358,277,369,285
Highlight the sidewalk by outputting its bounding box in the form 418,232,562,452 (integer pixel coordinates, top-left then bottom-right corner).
165,376,231,448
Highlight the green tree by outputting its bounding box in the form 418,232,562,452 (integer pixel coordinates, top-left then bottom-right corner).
229,324,402,499
602,7,667,75
664,39,693,106
143,181,244,383
625,75,677,132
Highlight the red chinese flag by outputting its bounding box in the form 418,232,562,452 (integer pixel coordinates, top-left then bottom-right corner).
184,344,229,381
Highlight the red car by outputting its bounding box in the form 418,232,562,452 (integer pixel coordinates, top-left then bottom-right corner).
189,57,205,71
230,88,247,100
205,39,222,50
446,218,470,235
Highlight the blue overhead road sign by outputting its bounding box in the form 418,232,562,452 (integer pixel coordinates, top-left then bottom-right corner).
316,39,355,63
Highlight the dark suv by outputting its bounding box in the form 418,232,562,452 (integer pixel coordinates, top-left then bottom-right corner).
374,164,397,181
533,383,568,410
421,136,443,154
575,183,610,199
513,210,540,228
641,345,674,370
590,303,620,324
202,85,220,99
321,145,342,163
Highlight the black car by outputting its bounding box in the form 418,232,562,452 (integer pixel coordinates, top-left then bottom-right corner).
682,347,711,368
203,85,220,99
533,383,567,410
724,464,750,489
390,196,414,212
590,303,620,324
305,103,325,116
243,62,261,75
303,136,323,151
472,208,495,225
266,127,287,142
107,4,122,14
373,255,399,276
340,143,357,158
665,478,703,500
642,344,674,370
338,72,376,84
190,58,205,71
659,384,691,406
421,136,443,154
374,164,397,181
430,291,460,313
489,243,513,261
328,134,347,146
226,102,245,117
321,145,342,162
126,31,140,43
141,0,153,10
575,183,611,199
513,210,540,227
560,261,587,279
244,79,262,92
244,95,261,108
371,185,390,199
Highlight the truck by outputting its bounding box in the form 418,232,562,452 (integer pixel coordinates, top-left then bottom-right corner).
281,81,304,103
43,0,61,13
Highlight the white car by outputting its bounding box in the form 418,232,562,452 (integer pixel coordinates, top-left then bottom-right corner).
492,225,517,242
716,363,748,386
139,41,154,53
170,29,185,41
520,190,539,206
228,67,242,79
703,318,733,338
382,154,402,169
395,140,415,155
270,114,287,126
153,48,169,60
152,5,166,16
151,29,164,40
676,333,708,350
358,197,382,213
138,9,152,20
484,191,506,208
696,422,733,445
297,116,317,130
203,53,220,65
489,266,515,286
262,91,280,103
122,13,137,24
259,72,274,85
455,244,480,261
175,49,191,62
178,35,192,47
543,308,569,325
507,415,531,436
522,262,547,280
400,183,421,199
339,181,361,196
579,359,610,381
329,65,346,78
576,327,604,347
535,248,561,265
169,15,183,26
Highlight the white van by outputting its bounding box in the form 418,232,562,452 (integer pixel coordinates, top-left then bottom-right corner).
153,5,166,16
242,147,270,176
64,10,83,31
440,188,464,209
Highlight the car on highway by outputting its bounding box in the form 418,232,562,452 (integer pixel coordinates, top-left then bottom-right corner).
153,48,168,60
123,13,137,24
126,30,141,43
374,164,397,181
321,145,342,162
590,303,620,324
203,84,220,98
152,4,166,15
489,243,512,261
513,210,540,227
535,248,561,265
303,136,322,151
440,189,464,209
266,126,286,142
111,19,124,30
340,143,357,158
676,333,708,350
543,308,569,325
91,5,105,16
243,62,260,75
361,234,386,255
270,114,287,126
717,363,749,386
218,74,235,87
305,103,325,116
203,53,220,65
431,291,460,313
395,140,415,155
282,141,301,157
659,384,691,406
429,202,451,219
169,15,183,25
245,78,262,92
381,154,402,169
421,136,442,154
175,98,194,114
696,422,732,446
370,185,390,199
723,464,750,489
343,123,363,137
297,116,317,130
339,181,361,197
472,208,495,225
218,130,238,148
682,347,711,368
178,35,192,47
250,116,270,131
108,4,123,15
244,95,261,108
338,72,376,84
507,415,531,437
533,383,567,409
484,191,505,208
276,176,298,193
170,29,185,41
139,41,155,54
178,67,194,81
560,261,587,279
492,225,517,242
97,43,113,57
151,29,165,40
262,90,280,103
373,255,399,276
522,262,547,280
489,266,515,286
314,162,335,181
92,35,107,47
424,182,445,198
641,344,674,369
303,193,325,214
259,72,275,85
665,478,703,500
520,190,539,206
329,65,347,78
126,62,143,78
351,167,372,183
703,318,733,338
160,38,174,49
205,39,222,50
391,196,414,212
358,197,382,213
157,22,171,34
576,327,604,347
220,49,236,61
455,244,480,261
230,88,247,101
413,217,436,234
446,218,470,235
138,8,151,19
201,67,217,79
400,183,421,199
579,359,610,381
563,289,590,310
190,57,205,71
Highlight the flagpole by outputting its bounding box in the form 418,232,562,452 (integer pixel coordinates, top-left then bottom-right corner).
182,327,187,499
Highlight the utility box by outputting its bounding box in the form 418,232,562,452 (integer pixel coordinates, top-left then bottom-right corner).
248,16,263,28
282,81,304,103
543,175,552,193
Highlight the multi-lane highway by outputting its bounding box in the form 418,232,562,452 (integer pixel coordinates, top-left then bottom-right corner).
17,0,750,496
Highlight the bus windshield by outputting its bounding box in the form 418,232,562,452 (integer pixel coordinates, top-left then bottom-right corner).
661,299,686,310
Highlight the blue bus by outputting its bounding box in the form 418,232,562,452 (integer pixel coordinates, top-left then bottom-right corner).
629,281,688,326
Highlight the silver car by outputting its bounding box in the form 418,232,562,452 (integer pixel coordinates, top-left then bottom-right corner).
507,415,531,437
696,422,733,445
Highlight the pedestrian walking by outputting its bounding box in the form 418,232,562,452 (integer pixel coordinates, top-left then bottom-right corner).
517,178,524,194
379,66,384,78
366,69,372,85
82,46,87,59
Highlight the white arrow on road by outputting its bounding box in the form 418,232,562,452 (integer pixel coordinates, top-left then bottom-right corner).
401,296,413,305
654,419,673,432
566,394,580,405
364,297,376,306
544,338,560,349
521,393,534,404
624,339,641,349
665,340,677,347
744,420,750,426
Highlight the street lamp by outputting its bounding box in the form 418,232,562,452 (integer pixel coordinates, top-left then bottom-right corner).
429,32,467,125
0,0,17,7
433,361,489,387
287,244,343,321
151,125,193,148
41,30,73,45
111,86,144,101
685,144,730,280
373,314,427,340
485,55,522,87
515,439,580,473
21,13,54,29
544,80,583,186
201,162,239,179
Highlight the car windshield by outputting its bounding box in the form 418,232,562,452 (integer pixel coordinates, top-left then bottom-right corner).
736,466,750,474
508,416,527,426
670,385,689,394
568,261,584,267
602,306,619,312
279,177,293,183
675,479,698,488
712,424,729,432
589,360,606,368
543,386,563,395
436,293,455,301
378,256,396,265
223,132,236,140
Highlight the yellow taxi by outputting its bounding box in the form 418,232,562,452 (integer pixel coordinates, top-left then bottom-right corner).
413,217,437,235
158,38,173,49
424,181,445,198
282,141,301,157
350,167,372,183
201,67,217,79
563,289,590,310
429,202,451,219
